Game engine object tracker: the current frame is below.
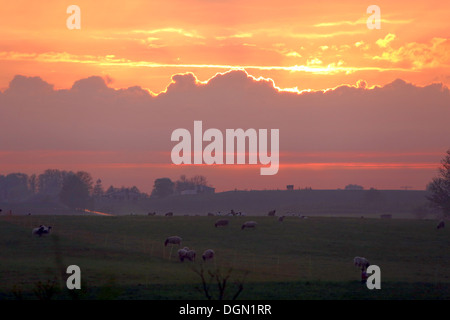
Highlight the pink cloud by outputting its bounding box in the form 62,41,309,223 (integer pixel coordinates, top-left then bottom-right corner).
0,70,449,191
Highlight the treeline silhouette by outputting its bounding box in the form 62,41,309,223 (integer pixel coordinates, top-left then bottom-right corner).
0,170,211,210
0,169,146,209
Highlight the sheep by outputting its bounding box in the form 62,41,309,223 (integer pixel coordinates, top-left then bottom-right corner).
267,209,276,216
177,247,196,262
207,212,215,216
177,248,188,261
32,225,52,237
214,219,229,228
202,249,215,261
164,235,182,246
278,216,285,222
185,249,196,261
241,221,257,230
148,212,156,216
353,256,370,271
165,212,173,216
437,220,445,229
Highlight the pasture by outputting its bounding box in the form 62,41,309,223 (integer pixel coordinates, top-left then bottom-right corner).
0,214,448,300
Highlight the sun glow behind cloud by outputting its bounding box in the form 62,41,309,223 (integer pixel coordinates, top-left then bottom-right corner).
0,1,449,92
0,0,449,192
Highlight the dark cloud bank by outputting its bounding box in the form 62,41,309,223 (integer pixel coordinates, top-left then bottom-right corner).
0,70,449,156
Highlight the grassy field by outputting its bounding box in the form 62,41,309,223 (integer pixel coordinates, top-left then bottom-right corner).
3,189,428,218
0,214,449,300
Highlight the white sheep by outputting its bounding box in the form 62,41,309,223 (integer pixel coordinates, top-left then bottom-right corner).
165,235,182,247
185,249,196,261
178,248,196,262
215,219,229,228
177,248,188,261
202,249,215,261
32,225,52,237
241,221,257,230
353,256,370,270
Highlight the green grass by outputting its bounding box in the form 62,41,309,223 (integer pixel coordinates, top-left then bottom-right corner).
1,215,449,300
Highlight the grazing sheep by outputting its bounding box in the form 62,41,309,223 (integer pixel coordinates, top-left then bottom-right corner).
32,225,52,237
165,212,173,216
185,249,196,261
241,221,257,230
177,248,188,261
178,247,196,262
267,210,276,216
278,216,285,222
353,256,370,271
437,220,445,230
164,235,182,246
202,249,215,261
214,219,229,228
148,212,156,216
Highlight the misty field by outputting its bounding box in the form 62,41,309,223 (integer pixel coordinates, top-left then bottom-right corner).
0,214,449,300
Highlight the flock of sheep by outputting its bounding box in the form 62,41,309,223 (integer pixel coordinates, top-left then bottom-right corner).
164,235,215,262
159,209,313,265
27,209,446,278
163,216,260,263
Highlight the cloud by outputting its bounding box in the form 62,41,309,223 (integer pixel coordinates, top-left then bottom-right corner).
373,37,450,69
1,70,449,158
5,75,54,95
376,33,396,48
130,28,205,39
215,33,253,40
1,70,449,191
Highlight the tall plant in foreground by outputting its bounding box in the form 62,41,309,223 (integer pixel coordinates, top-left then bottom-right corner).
191,263,249,300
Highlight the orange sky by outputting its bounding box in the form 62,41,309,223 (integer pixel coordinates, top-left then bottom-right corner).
0,0,449,192
1,0,449,93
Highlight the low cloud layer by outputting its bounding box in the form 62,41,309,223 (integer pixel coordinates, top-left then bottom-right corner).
2,70,450,191
1,70,449,157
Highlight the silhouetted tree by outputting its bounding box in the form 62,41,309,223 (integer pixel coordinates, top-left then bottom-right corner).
28,174,38,195
175,175,209,193
0,173,31,201
75,171,94,195
59,172,93,209
151,178,174,198
93,179,104,198
427,149,450,217
38,169,69,196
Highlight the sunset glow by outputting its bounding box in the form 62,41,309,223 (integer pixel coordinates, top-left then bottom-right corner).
1,0,449,192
